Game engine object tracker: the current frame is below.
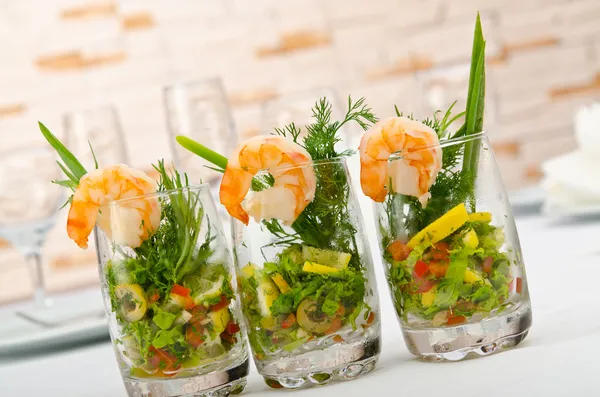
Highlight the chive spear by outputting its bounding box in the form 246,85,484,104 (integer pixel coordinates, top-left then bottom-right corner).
462,12,486,178
175,135,228,173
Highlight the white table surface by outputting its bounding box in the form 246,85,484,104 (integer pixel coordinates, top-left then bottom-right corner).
1,213,599,397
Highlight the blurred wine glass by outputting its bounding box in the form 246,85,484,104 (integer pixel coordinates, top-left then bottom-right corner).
0,147,63,308
261,87,348,141
164,77,237,187
63,105,128,169
415,63,498,132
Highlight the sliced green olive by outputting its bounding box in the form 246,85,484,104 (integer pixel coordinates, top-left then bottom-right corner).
296,298,333,334
115,284,148,322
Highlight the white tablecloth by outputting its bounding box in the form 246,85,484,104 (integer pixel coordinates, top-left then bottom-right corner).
1,214,599,397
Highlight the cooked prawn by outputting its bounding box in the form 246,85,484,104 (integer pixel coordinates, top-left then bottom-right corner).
67,164,161,249
359,117,442,206
220,135,317,225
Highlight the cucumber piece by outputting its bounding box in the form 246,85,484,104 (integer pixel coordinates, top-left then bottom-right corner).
302,246,351,269
193,275,225,305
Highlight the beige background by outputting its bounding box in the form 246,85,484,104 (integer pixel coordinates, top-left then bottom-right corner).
1,0,599,302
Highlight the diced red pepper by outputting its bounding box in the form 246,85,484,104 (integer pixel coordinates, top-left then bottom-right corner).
191,305,208,316
414,260,430,278
281,313,296,329
185,322,205,348
148,347,179,372
226,322,241,335
170,284,194,309
221,331,236,344
483,256,493,274
149,293,160,303
446,314,467,326
210,295,229,312
429,261,449,278
324,317,342,335
190,305,207,322
411,277,434,294
171,284,191,297
387,240,412,261
516,277,523,294
431,242,450,261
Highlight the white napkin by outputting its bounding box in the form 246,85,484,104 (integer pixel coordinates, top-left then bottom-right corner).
541,103,600,213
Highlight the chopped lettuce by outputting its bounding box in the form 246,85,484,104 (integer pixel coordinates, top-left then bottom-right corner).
153,307,178,330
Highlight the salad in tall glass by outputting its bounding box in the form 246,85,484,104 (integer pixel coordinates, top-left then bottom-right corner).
40,125,248,397
359,15,532,361
178,98,381,389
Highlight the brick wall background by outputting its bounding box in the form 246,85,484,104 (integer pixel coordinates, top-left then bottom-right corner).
1,0,599,302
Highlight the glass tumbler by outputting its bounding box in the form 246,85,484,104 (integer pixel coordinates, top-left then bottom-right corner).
373,132,532,361
164,78,237,187
95,185,249,397
231,157,381,389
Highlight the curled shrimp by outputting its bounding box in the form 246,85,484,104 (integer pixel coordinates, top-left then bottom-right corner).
359,117,442,206
67,164,161,249
220,135,317,225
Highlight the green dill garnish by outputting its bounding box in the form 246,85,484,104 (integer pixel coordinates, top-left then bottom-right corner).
119,160,213,298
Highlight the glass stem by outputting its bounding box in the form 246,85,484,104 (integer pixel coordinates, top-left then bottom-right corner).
25,251,50,307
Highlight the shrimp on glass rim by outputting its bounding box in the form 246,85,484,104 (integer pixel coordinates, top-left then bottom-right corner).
67,164,161,249
359,116,442,206
219,135,317,225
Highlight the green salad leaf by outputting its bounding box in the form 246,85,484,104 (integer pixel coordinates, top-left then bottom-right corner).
152,326,185,349
153,307,178,330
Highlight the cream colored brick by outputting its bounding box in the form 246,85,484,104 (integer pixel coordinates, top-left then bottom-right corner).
326,0,442,28
498,95,596,141
268,0,327,32
275,48,342,94
387,14,500,66
85,54,171,90
332,23,389,82
445,0,565,20
490,45,594,95
127,0,227,25
343,75,419,120
520,131,577,165
500,0,600,45
232,104,262,139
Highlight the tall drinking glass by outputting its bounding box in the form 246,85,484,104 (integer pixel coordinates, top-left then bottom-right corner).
0,147,63,307
232,157,381,389
164,78,237,187
374,132,532,361
63,105,128,169
95,184,249,397
261,88,351,144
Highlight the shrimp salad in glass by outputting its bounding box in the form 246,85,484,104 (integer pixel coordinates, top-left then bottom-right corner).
38,124,245,379
359,77,518,328
212,99,380,362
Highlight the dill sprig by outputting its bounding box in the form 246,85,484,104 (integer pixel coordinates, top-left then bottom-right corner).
263,97,377,272
123,162,213,298
274,96,378,159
